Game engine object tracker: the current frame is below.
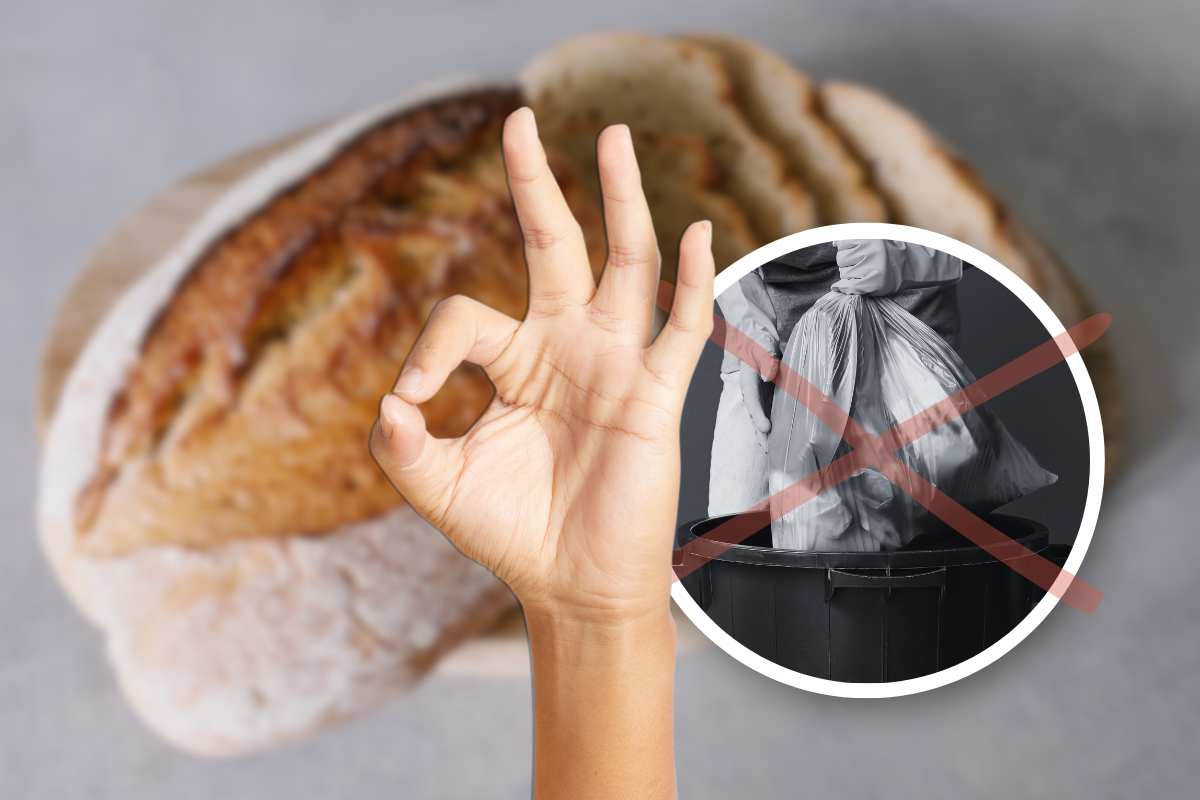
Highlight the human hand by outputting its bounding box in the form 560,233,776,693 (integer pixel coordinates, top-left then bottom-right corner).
370,108,715,624
832,239,962,296
831,238,900,295
739,347,776,452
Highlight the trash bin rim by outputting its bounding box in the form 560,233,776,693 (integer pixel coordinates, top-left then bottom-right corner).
677,512,1050,569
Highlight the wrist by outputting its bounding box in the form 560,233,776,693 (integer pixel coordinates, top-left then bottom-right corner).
523,600,676,662
525,590,678,800
513,566,677,630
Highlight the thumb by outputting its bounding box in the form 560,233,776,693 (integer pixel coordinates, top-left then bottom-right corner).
370,293,516,528
753,345,779,383
755,427,770,455
370,393,460,528
739,366,772,434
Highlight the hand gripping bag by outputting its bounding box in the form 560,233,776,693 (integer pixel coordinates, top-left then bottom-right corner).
768,292,1056,551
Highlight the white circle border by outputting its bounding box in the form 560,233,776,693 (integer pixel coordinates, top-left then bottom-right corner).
671,223,1105,699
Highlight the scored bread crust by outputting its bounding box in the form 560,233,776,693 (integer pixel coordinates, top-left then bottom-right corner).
37,79,541,756
73,88,554,558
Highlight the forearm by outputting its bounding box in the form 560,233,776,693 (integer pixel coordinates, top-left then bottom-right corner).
895,244,962,289
525,605,678,800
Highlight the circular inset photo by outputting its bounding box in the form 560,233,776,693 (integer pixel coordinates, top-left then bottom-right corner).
673,223,1104,698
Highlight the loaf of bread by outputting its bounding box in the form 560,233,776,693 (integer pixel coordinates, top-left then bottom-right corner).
37,81,607,755
38,35,1117,756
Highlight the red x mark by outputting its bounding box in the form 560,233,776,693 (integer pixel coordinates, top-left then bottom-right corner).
661,282,1108,614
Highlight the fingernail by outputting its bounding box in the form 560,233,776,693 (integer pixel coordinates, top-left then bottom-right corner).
378,394,404,439
700,220,712,246
521,106,538,135
395,366,424,399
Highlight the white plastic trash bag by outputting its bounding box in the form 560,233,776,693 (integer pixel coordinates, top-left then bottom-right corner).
768,292,1056,552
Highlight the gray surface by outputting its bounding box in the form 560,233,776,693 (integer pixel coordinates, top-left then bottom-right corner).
3,1,1199,797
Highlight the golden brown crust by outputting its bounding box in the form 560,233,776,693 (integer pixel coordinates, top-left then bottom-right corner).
75,90,602,555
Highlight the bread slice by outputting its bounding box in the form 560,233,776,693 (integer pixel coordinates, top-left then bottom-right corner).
817,83,1047,292
522,31,818,242
37,82,603,755
544,124,758,271
681,34,888,224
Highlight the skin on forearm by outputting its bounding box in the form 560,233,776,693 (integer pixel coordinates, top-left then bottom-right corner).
372,111,713,800
525,603,678,800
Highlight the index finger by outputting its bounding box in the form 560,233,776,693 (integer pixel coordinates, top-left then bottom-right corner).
501,108,594,314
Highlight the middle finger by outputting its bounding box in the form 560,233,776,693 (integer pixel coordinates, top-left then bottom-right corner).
589,124,661,342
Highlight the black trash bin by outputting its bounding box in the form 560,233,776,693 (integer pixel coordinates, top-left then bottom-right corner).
675,513,1068,682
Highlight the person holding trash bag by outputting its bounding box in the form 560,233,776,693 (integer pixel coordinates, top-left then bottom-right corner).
708,239,966,518
765,240,1054,551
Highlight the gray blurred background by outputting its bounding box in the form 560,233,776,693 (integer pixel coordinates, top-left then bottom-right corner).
3,1,1198,797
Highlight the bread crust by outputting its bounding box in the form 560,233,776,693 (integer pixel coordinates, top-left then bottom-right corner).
37,80,539,755
69,86,544,557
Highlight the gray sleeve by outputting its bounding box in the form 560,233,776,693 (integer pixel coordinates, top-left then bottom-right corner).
716,271,778,373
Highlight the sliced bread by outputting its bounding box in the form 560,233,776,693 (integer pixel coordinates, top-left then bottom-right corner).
522,31,818,242
682,34,888,223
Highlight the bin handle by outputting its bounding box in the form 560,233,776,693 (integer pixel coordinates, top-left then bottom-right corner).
826,567,946,599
